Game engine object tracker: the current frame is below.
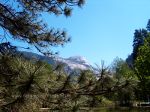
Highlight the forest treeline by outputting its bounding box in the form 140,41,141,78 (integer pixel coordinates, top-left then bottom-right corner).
1,0,150,112
0,45,132,111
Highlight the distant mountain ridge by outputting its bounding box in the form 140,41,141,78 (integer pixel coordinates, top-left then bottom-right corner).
21,51,96,74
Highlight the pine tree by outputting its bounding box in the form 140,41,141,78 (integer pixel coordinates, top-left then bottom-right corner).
0,1,132,111
0,0,85,55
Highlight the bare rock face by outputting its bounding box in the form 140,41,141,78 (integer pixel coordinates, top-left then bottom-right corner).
56,56,92,70
21,51,96,74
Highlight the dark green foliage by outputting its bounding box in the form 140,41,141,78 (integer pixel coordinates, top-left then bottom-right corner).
127,20,150,66
134,37,150,101
146,19,150,31
132,29,148,61
111,58,137,106
0,42,17,56
0,1,138,110
127,20,150,101
0,55,49,111
0,46,131,111
0,0,85,55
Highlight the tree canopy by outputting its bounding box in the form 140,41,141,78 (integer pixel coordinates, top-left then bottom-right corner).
134,36,150,101
0,0,85,55
126,19,150,67
127,19,150,101
0,1,146,111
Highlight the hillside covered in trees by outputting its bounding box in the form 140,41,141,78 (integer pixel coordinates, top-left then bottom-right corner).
1,0,150,112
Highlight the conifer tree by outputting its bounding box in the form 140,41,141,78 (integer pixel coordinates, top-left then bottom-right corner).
0,1,133,111
0,0,85,55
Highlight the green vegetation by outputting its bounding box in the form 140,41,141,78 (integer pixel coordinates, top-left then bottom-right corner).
0,49,130,111
1,0,150,112
134,31,150,101
0,0,85,55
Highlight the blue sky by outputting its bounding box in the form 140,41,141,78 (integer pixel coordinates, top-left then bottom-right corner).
3,0,150,66
42,0,150,65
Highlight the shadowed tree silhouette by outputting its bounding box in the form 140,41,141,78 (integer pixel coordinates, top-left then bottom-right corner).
0,0,85,55
0,1,134,111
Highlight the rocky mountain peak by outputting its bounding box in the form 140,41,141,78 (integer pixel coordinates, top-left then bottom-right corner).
21,51,96,74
